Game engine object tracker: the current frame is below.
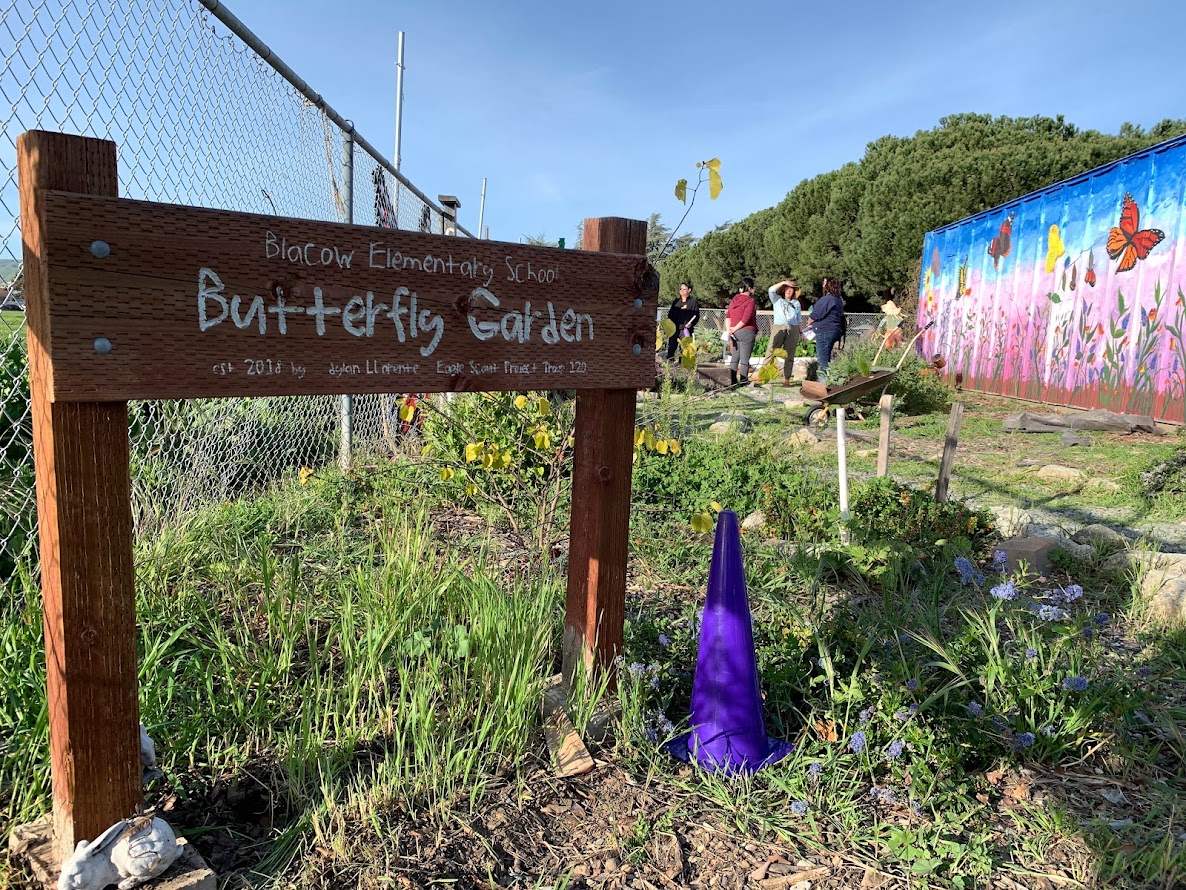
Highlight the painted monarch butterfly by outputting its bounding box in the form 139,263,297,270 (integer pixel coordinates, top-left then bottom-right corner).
1107,193,1164,273
1084,250,1097,287
987,213,1014,269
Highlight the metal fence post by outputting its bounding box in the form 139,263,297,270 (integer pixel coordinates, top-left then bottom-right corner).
339,127,354,470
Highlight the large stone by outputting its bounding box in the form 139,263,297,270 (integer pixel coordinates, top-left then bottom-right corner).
741,510,767,531
1144,572,1186,626
787,429,821,448
997,537,1058,575
709,412,749,435
1102,550,1186,577
1086,478,1123,493
792,357,817,381
1053,540,1097,565
1061,430,1092,447
782,397,808,410
1037,464,1087,482
991,505,1032,539
1072,524,1127,547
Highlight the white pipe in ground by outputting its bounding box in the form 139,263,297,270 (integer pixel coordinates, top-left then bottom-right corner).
837,407,850,544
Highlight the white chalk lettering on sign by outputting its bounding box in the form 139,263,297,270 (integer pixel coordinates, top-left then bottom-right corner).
465,287,593,344
198,271,596,356
198,268,445,356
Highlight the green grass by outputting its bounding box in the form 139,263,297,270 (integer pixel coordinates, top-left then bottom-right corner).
0,311,24,347
3,387,1185,889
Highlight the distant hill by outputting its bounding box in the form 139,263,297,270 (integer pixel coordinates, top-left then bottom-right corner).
0,258,19,286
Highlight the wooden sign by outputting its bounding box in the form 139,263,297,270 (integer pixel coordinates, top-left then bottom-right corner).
34,192,658,401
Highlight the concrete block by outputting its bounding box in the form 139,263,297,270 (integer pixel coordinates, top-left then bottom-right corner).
9,817,215,890
997,536,1057,576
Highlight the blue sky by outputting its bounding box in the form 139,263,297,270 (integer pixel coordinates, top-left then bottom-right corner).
218,0,1186,244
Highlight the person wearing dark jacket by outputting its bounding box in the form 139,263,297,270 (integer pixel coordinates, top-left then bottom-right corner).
666,282,700,360
807,276,846,375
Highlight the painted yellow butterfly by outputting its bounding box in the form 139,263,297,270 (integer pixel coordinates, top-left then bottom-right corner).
1045,224,1065,274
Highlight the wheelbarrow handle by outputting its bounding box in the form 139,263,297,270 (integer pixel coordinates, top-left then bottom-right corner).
893,320,936,371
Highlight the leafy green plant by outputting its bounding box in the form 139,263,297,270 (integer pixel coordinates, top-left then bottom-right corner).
423,392,575,557
848,478,993,550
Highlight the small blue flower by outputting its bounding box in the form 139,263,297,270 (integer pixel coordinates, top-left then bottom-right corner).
908,703,920,715
1040,725,1055,737
992,715,1009,731
895,710,909,722
1082,627,1095,640
991,581,1018,601
859,707,873,725
886,740,905,760
1063,584,1084,602
1014,732,1036,749
645,726,658,743
954,556,978,585
1062,676,1089,692
906,679,920,691
1138,665,1153,678
848,731,867,754
1037,605,1068,622
650,676,660,689
790,800,809,816
629,662,646,678
1095,612,1110,626
966,701,984,717
1025,647,1038,659
992,550,1009,571
807,762,823,780
658,634,671,647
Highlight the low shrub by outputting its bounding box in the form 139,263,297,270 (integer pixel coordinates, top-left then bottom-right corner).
849,478,993,550
1138,446,1186,501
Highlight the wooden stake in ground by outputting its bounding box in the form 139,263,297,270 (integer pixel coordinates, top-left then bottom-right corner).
563,217,649,685
876,394,893,477
18,130,141,857
934,400,964,503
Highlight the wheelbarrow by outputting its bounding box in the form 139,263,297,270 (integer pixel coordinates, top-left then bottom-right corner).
799,321,936,427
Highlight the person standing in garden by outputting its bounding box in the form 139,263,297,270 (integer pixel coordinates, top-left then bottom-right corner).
807,276,846,375
766,278,803,386
723,277,759,386
665,282,701,361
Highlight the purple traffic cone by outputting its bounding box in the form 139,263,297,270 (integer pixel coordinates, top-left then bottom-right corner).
667,510,793,774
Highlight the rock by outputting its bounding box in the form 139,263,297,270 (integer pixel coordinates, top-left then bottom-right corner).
991,505,1032,539
792,357,817,381
1072,524,1126,547
782,397,808,410
1061,429,1092,447
1144,572,1186,626
997,537,1058,575
1052,540,1096,564
1086,478,1123,493
787,429,821,448
1037,464,1087,482
1102,550,1186,577
708,412,749,435
1005,409,1161,435
741,510,767,531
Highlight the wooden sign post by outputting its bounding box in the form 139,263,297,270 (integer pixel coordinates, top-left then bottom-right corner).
18,130,656,857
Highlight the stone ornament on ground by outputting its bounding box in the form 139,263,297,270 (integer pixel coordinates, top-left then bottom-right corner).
57,817,182,890
708,413,749,435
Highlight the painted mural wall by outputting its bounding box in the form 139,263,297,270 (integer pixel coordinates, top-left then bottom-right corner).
917,133,1186,424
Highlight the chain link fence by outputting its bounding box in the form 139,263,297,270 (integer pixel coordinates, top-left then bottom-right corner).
659,308,883,340
0,0,470,584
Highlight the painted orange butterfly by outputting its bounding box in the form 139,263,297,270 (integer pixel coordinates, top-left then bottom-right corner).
987,213,1014,269
1107,193,1164,273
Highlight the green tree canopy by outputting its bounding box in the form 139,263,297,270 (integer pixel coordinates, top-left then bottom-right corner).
658,114,1186,310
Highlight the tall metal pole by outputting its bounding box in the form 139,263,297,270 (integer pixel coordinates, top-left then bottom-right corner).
340,129,355,470
477,176,487,239
393,30,406,226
